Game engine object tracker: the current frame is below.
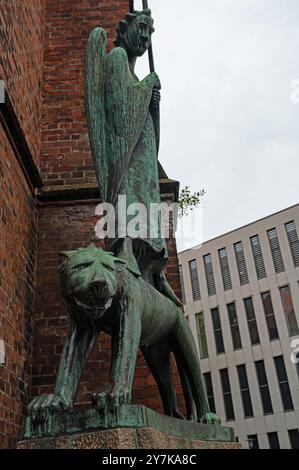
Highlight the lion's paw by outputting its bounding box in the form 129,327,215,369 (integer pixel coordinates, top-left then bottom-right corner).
171,409,186,420
91,388,131,411
201,412,221,426
108,387,131,410
91,392,107,411
27,394,70,423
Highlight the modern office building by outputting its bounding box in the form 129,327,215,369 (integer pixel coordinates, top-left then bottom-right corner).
179,204,299,449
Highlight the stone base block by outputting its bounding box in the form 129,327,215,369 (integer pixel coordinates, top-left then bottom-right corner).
17,405,240,449
17,427,241,449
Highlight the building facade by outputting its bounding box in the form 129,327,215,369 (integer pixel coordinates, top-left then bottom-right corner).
179,204,299,449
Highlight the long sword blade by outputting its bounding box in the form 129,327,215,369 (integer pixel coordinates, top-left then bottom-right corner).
142,0,159,154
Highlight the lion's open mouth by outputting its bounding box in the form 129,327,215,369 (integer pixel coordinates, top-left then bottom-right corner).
74,296,113,312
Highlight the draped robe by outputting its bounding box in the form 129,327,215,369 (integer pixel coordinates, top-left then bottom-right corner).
85,28,167,277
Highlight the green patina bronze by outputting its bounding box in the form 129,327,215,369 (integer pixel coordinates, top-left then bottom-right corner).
25,404,233,443
85,7,180,305
27,246,219,428
25,6,226,441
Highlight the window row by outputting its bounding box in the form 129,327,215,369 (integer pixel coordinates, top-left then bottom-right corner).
247,430,299,449
204,356,295,424
180,220,299,303
196,287,299,359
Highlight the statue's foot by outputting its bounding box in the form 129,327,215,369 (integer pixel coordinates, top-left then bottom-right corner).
155,271,183,307
27,394,70,423
201,412,221,426
91,387,131,411
171,408,186,420
91,392,107,410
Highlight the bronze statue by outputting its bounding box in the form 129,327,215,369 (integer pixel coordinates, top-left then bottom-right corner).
27,6,221,433
85,8,181,306
28,246,220,425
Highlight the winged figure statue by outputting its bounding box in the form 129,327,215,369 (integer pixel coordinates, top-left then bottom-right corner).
85,8,181,306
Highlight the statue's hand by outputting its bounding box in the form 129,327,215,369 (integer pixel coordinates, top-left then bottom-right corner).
27,393,71,423
151,87,161,108
150,72,161,90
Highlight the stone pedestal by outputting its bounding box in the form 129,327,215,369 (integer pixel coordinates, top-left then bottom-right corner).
17,405,240,449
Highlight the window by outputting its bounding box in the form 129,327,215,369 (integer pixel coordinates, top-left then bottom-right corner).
211,307,225,354
248,435,259,449
195,312,208,359
296,354,299,380
243,297,260,345
267,432,280,449
288,429,299,449
255,360,273,414
234,242,249,285
250,235,266,279
279,285,299,337
189,259,201,301
237,365,254,418
178,266,186,304
261,291,279,341
227,303,242,350
220,368,235,421
267,228,285,273
218,248,232,290
274,356,294,411
203,254,216,296
285,221,299,267
203,372,216,413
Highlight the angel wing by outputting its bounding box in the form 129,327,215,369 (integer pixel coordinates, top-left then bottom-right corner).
86,29,158,207
85,27,108,201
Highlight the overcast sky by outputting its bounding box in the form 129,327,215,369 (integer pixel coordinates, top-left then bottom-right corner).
134,0,299,251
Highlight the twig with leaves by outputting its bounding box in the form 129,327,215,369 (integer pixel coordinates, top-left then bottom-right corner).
178,186,206,218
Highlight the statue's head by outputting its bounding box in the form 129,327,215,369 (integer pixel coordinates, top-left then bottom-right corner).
59,245,125,320
114,9,154,57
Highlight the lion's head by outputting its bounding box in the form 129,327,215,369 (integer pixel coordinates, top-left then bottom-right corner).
59,245,125,319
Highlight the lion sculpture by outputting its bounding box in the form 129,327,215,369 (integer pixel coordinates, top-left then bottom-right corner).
28,245,220,426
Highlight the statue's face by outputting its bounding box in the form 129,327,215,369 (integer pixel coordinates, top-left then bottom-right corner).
124,16,153,57
59,246,124,320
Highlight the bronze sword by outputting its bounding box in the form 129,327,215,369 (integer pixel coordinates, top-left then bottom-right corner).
142,0,160,154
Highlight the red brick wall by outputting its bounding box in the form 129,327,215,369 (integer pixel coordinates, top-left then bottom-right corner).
0,125,38,448
32,199,185,415
164,225,183,302
0,0,184,448
0,0,44,167
41,0,128,189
